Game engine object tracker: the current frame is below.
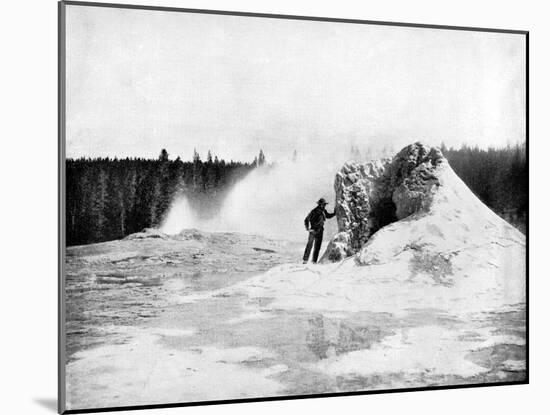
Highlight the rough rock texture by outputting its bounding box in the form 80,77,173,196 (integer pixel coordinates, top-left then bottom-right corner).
322,143,447,262
390,143,444,219
324,160,392,261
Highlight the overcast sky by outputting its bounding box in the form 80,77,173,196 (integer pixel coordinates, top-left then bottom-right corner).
65,4,526,161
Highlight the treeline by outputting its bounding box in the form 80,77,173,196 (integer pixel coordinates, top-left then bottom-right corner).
442,142,527,232
66,149,266,246
66,143,527,246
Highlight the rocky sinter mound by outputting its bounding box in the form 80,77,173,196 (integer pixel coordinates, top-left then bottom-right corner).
220,141,525,329
323,142,464,262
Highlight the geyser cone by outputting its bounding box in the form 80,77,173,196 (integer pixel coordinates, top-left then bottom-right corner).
322,142,525,270
229,142,525,318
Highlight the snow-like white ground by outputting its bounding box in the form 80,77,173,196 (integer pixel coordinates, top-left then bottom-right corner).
67,327,285,407
64,165,526,411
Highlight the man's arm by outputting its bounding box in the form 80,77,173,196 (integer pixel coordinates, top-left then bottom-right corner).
304,212,311,230
324,208,336,219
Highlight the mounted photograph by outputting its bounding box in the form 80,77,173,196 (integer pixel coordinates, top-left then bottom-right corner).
59,1,528,413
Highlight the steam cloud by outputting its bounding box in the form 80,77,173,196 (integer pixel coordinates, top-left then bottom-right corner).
160,153,360,242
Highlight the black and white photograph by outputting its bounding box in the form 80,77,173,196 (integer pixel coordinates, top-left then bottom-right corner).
59,1,527,412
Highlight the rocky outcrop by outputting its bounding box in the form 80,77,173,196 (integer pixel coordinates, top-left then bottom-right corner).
322,143,445,262
390,143,444,220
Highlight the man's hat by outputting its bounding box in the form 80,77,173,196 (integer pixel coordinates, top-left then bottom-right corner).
317,198,328,205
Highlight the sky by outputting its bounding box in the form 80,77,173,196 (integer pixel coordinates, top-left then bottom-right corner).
65,4,526,162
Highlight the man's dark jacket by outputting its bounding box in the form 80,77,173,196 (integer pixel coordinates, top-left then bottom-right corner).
304,206,335,231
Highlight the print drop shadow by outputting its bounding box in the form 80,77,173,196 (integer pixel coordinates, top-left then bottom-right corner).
34,398,57,413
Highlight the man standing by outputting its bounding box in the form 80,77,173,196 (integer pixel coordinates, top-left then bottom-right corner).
303,198,336,264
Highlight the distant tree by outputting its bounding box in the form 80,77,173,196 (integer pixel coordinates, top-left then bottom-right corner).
123,166,138,235
90,167,108,242
156,153,174,222
258,149,266,166
159,148,169,162
106,172,125,239
192,149,201,164
192,149,202,192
